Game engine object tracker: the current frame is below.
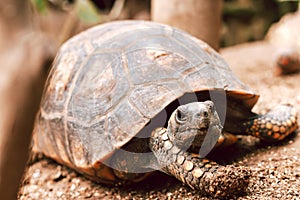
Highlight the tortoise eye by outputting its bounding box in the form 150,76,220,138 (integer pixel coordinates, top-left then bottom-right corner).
175,109,187,123
203,111,209,118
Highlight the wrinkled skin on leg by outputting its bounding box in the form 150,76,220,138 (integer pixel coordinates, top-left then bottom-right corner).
216,103,298,148
242,104,298,143
149,101,251,198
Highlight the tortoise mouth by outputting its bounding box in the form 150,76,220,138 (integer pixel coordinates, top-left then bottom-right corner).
175,128,209,147
185,122,222,135
185,121,223,133
188,124,222,153
177,119,222,136
177,127,208,135
188,127,209,133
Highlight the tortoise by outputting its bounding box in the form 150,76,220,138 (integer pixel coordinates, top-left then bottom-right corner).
266,11,300,75
32,20,298,198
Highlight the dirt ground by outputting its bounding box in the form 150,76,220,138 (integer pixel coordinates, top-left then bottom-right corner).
18,40,300,200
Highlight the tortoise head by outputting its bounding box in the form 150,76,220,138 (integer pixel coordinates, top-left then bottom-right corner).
167,101,222,152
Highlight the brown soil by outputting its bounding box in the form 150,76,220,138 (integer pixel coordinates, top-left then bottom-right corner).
18,41,300,199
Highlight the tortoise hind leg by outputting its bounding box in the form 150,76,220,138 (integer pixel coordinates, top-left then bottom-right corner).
243,104,298,143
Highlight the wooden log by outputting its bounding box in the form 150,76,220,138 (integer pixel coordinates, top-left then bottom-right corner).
151,0,223,50
0,1,54,199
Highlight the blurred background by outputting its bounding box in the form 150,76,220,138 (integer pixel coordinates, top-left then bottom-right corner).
32,0,299,48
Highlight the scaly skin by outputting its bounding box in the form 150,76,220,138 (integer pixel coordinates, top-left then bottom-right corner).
216,104,298,148
150,127,251,198
243,104,298,143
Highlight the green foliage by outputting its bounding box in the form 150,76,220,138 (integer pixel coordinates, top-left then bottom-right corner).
31,0,101,25
31,0,48,13
75,0,101,25
277,0,300,2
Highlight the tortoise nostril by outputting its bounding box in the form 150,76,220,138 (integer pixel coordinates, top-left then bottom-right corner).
195,111,209,119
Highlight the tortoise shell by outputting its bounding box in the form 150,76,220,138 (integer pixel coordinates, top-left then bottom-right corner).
33,20,258,183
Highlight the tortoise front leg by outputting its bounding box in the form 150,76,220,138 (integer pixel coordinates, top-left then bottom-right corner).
150,127,250,198
243,104,298,143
